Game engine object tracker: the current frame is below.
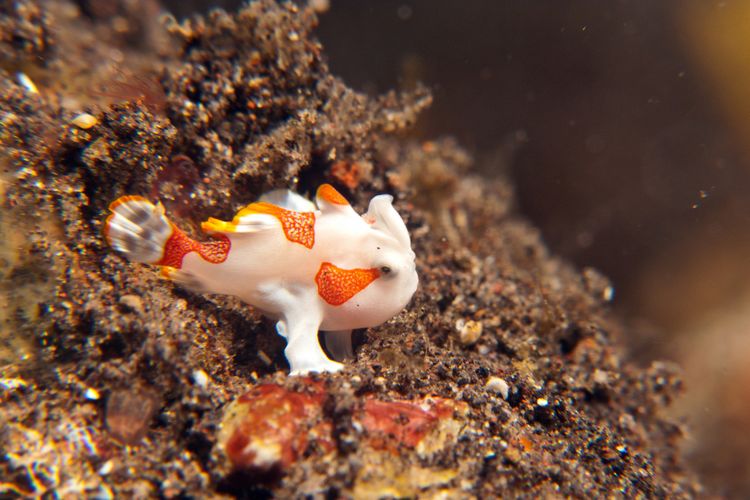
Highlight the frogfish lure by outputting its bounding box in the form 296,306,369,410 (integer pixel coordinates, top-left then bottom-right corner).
104,184,418,375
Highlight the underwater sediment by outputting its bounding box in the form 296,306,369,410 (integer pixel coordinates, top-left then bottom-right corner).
0,0,700,497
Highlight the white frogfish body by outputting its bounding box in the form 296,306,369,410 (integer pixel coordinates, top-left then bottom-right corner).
104,184,418,374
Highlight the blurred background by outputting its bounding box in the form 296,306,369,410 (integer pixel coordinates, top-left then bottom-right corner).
168,0,750,496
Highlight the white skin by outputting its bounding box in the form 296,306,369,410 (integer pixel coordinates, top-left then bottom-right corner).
106,188,418,375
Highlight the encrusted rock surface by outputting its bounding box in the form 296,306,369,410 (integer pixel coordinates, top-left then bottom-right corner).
0,0,700,497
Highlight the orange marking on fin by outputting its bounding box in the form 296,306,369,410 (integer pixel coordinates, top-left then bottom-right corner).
160,266,176,278
103,213,115,244
317,184,349,205
237,202,315,249
108,195,149,211
156,225,231,268
201,217,238,234
315,262,380,306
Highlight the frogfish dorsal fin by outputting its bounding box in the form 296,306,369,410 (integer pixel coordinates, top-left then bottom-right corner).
316,184,353,212
203,202,316,249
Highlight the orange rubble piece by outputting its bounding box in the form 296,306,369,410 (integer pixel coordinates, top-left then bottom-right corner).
330,160,364,190
360,398,455,449
224,383,333,472
221,383,464,474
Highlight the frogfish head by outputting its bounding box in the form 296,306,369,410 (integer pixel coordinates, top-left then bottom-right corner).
358,194,419,324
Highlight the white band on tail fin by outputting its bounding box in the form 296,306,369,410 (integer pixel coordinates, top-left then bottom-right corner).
105,196,172,264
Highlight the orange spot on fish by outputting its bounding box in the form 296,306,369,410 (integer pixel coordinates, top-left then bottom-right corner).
315,262,380,305
107,194,149,211
157,225,230,268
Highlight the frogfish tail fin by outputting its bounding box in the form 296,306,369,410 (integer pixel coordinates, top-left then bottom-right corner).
104,196,173,264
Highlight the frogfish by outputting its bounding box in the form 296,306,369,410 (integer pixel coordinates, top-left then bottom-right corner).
104,184,418,375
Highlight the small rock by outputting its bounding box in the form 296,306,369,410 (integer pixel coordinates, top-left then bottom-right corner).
582,267,615,302
504,446,522,464
118,294,143,314
16,72,39,94
359,397,467,452
192,369,209,389
84,387,101,400
106,387,160,445
218,382,332,475
0,377,28,391
456,319,483,345
593,369,609,385
71,112,98,129
533,398,558,426
485,376,510,400
98,460,114,476
256,350,272,366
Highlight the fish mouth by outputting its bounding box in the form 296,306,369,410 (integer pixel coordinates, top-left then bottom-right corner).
406,269,419,296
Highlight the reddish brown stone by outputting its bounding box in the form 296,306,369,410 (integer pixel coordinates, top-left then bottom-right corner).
219,383,466,475
360,398,456,450
106,387,160,445
221,383,333,473
330,160,369,189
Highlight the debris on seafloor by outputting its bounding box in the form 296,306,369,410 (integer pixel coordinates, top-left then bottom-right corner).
106,386,161,445
0,0,701,497
70,112,98,129
456,318,483,345
90,69,167,115
216,381,468,497
485,376,510,400
16,72,39,95
217,382,334,476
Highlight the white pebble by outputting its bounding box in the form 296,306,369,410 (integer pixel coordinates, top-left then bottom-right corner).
192,369,209,389
0,377,28,391
84,387,101,400
17,72,39,94
71,113,98,129
593,369,609,385
119,294,143,313
456,319,483,345
485,376,509,400
98,460,114,476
